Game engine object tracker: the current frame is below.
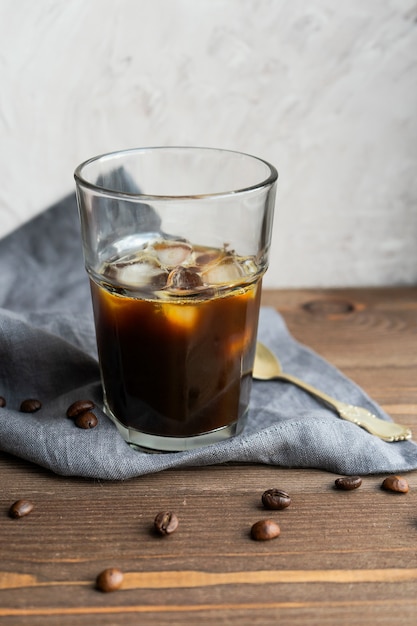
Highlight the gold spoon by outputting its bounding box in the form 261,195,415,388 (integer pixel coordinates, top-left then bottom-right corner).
253,342,412,443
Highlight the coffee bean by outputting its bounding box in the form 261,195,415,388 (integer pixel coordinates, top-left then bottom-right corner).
9,499,34,519
96,568,124,592
250,519,281,541
75,412,98,429
20,399,42,413
66,399,95,419
381,475,409,493
334,476,362,491
262,488,291,510
0,396,6,408
154,511,179,535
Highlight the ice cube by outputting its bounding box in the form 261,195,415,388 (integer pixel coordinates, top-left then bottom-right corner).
201,257,244,285
153,241,193,268
163,303,199,330
194,248,225,269
113,257,168,289
166,266,203,292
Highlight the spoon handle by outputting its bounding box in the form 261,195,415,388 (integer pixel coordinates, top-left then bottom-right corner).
278,373,412,442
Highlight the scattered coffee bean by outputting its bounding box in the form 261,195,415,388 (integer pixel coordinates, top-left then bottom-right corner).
75,411,98,429
96,567,124,592
0,396,6,408
9,499,34,519
250,519,281,541
20,399,42,413
262,488,291,510
334,476,362,491
154,511,179,535
381,475,409,493
66,399,95,419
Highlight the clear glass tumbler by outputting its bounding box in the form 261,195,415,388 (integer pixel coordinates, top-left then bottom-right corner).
74,147,277,451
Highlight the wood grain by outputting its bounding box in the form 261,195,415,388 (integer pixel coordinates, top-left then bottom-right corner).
1,288,416,626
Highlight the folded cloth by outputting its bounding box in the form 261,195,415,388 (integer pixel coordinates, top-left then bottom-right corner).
0,195,416,479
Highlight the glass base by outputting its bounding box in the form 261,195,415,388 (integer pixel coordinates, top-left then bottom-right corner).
105,406,246,452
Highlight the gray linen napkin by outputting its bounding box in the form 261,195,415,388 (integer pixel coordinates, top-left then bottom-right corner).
0,195,416,479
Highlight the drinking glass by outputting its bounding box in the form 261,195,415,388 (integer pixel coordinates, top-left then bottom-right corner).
74,146,277,451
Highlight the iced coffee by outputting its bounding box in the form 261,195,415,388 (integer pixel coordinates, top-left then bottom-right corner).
75,146,277,452
90,238,262,447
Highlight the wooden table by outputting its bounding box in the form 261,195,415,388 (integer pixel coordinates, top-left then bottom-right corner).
1,287,416,625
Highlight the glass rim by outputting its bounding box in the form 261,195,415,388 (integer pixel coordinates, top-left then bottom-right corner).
74,145,278,201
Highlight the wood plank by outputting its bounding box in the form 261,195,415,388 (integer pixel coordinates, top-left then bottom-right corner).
2,568,417,592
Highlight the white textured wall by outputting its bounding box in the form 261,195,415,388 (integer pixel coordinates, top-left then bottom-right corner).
1,0,416,288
